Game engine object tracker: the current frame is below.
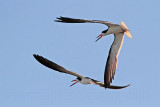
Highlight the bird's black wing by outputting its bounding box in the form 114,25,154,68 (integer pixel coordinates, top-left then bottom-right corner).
104,33,124,88
55,16,119,27
33,54,84,78
91,79,130,89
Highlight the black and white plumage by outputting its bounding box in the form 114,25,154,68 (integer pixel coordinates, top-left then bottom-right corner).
33,54,130,89
55,16,132,88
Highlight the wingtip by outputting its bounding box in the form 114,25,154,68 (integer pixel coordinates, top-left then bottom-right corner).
126,84,131,87
107,84,131,89
55,16,69,22
33,54,36,57
54,16,62,22
33,54,39,57
54,20,61,22
33,54,43,61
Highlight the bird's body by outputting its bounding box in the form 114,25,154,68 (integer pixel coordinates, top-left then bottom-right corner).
105,26,123,35
33,54,130,89
80,77,91,84
55,16,132,88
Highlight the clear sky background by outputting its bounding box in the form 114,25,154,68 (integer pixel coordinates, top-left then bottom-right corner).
0,0,160,107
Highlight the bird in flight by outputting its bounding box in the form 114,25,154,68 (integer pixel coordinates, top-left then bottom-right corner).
33,54,130,89
55,16,132,41
55,16,132,88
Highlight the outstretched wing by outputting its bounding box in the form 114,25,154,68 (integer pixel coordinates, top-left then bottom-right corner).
55,16,119,27
104,33,124,88
91,79,130,89
33,54,84,78
33,54,130,89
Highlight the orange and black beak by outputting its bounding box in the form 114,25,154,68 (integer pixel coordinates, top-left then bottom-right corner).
70,79,77,87
95,34,102,42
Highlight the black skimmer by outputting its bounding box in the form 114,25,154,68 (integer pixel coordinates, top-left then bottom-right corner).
55,17,132,88
55,16,132,41
33,54,130,89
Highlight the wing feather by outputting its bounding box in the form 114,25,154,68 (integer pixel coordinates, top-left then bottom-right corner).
55,16,119,27
93,80,130,89
104,33,124,88
33,54,84,78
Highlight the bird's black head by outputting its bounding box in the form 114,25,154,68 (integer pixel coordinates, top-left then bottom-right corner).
102,29,108,33
77,77,82,81
96,29,108,42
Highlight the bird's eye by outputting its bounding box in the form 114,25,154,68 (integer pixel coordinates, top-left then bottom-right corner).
77,77,82,81
102,29,108,33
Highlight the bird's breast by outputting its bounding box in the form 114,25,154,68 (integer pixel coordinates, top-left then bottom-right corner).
80,78,91,84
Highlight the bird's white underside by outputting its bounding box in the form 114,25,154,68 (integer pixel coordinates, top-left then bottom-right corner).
80,78,92,84
109,33,124,63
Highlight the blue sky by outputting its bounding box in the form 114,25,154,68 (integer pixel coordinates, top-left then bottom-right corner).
0,0,160,107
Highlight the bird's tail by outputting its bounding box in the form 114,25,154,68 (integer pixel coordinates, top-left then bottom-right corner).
120,21,132,39
107,84,130,89
125,30,132,39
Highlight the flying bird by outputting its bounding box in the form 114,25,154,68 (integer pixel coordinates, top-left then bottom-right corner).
55,16,132,41
55,16,132,88
33,54,130,89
